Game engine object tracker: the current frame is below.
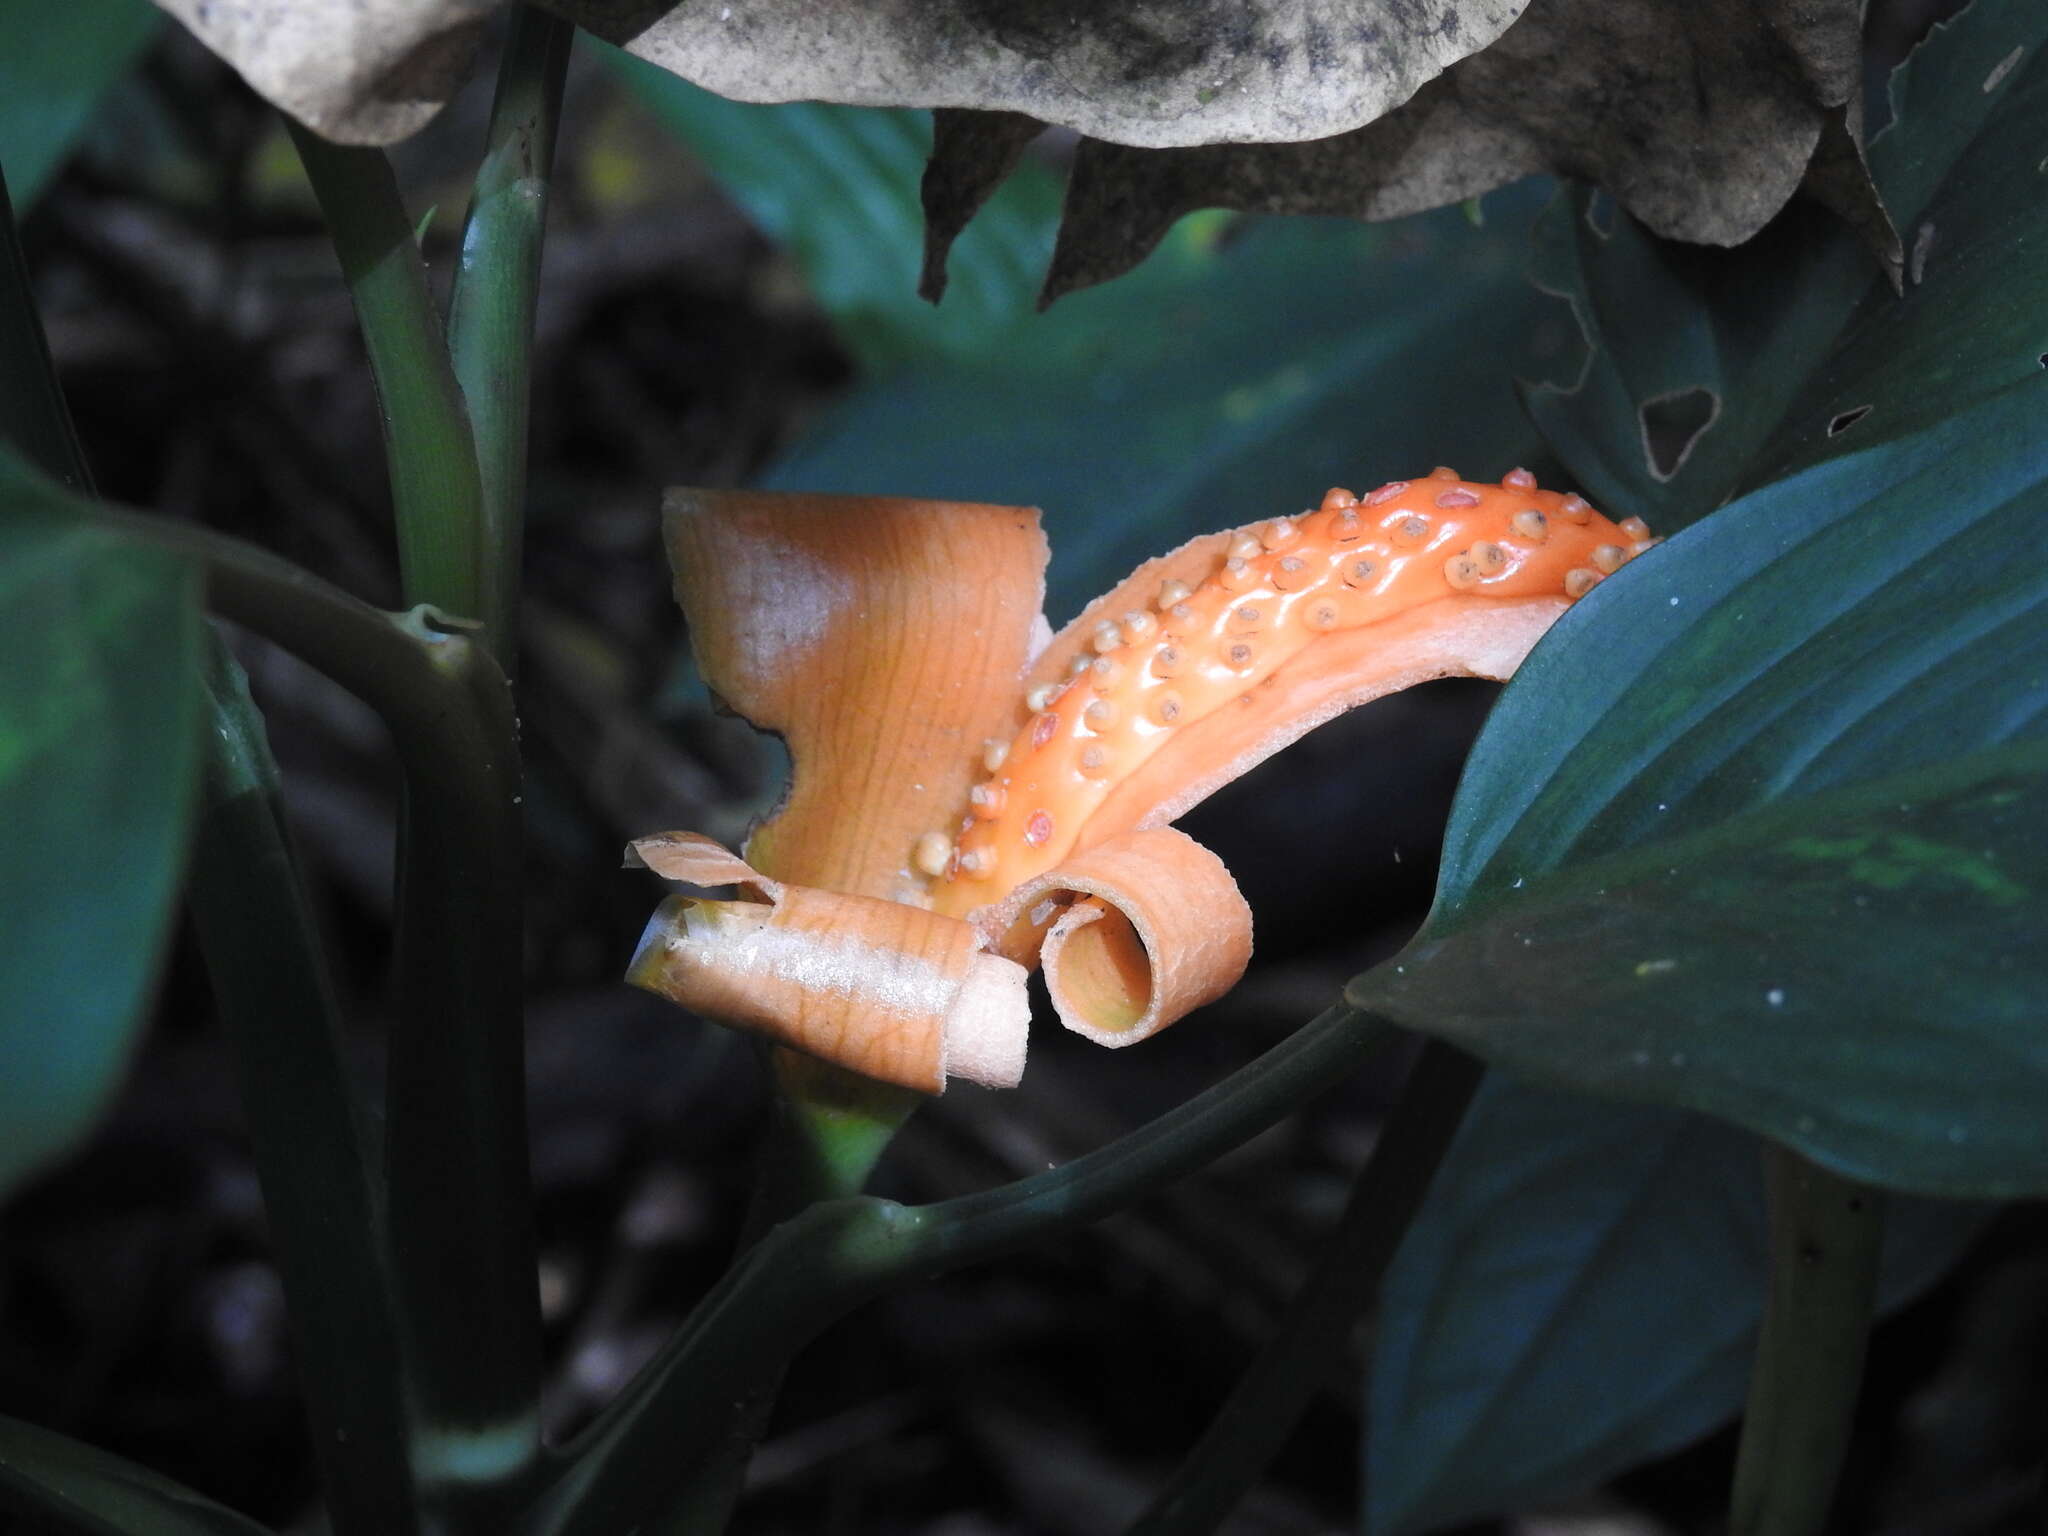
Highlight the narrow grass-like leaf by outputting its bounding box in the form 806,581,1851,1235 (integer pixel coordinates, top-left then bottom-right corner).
192,642,419,1536
0,1412,273,1536
0,165,93,495
1364,1077,1991,1536
0,460,202,1200
1349,374,2048,1196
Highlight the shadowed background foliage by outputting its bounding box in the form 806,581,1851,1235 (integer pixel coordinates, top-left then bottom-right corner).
4,0,2046,1532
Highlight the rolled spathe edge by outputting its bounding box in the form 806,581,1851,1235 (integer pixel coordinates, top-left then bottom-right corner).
975,827,1254,1049
624,832,1029,1093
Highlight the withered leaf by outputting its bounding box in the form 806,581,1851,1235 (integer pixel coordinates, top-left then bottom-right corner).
150,0,498,144
555,0,1528,148
148,0,1875,310
151,0,1526,149
927,0,1874,303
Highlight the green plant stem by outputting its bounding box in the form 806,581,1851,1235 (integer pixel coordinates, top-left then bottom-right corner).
87,503,542,1521
1730,1144,1885,1536
746,1053,924,1237
290,122,541,1519
382,611,542,1527
192,640,420,1536
1126,1040,1484,1536
0,163,93,493
643,1060,923,1534
535,1005,1401,1536
288,122,485,619
445,5,572,666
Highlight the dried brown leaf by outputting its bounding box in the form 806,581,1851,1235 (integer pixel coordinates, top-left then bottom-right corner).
150,0,495,144
561,0,1528,148
929,0,1874,302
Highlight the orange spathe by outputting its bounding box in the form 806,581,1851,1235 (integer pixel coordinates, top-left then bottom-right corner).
626,832,1029,1093
997,827,1254,1047
925,473,1650,920
633,471,1651,1090
664,488,1049,904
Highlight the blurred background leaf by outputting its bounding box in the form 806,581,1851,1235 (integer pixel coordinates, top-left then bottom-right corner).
0,449,203,1201
0,0,163,211
0,1409,275,1535
767,188,1569,621
606,43,1062,374
1365,1075,1993,1536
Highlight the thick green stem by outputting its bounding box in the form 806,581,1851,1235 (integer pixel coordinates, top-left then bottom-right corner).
0,162,92,492
288,122,485,619
639,1056,922,1534
86,503,542,1523
292,119,541,1521
747,1051,924,1236
1126,1040,1484,1536
382,607,543,1528
446,6,572,666
1730,1144,1884,1536
533,1006,1401,1536
192,640,420,1536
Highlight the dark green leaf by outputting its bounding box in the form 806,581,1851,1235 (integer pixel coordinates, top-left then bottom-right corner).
0,0,162,209
606,44,1062,371
1350,376,2048,1197
1519,190,1870,528
0,1411,273,1535
768,191,1562,621
1761,4,2048,479
1364,1076,1991,1536
0,447,203,1199
1521,0,2048,529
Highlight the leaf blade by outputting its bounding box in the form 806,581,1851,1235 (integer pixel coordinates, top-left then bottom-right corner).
0,1411,274,1536
0,456,203,1199
1364,1076,1991,1536
1349,372,2048,1196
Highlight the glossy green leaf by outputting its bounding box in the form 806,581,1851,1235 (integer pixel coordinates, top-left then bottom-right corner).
0,448,203,1199
1349,375,2048,1197
606,44,1062,371
1521,0,2048,530
769,192,1560,621
1761,3,2048,480
1364,1076,1991,1536
0,1411,273,1535
0,0,162,209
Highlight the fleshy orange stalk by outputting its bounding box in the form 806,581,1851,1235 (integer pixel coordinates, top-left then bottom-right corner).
630,468,1651,1091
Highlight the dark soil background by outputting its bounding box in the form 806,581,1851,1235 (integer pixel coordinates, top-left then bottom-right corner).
4,8,2045,1534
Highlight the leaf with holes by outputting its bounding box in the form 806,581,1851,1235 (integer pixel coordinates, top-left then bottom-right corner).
1759,6,2048,480
1363,1074,1992,1535
1349,374,2048,1197
1520,0,2048,532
